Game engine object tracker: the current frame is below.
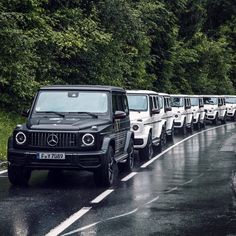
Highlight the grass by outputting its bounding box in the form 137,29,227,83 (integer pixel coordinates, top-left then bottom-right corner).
0,109,24,161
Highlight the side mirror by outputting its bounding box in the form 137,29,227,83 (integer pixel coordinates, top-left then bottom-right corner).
218,103,223,107
114,111,126,119
199,104,204,108
21,109,30,117
185,105,191,110
152,108,160,114
165,107,172,112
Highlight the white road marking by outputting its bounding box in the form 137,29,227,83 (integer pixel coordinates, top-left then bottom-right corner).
121,172,137,182
0,170,7,175
165,187,178,193
45,207,92,236
180,179,193,186
144,196,160,206
90,189,114,204
62,208,139,236
141,123,234,168
0,176,7,178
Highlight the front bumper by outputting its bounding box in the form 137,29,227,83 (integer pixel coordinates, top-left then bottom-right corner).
206,113,216,120
8,148,107,170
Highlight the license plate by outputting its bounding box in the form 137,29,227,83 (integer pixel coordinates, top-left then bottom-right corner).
37,153,65,160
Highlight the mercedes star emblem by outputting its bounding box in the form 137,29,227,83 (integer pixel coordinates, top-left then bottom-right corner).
47,134,59,147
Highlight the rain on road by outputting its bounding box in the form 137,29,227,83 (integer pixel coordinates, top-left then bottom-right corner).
0,123,236,236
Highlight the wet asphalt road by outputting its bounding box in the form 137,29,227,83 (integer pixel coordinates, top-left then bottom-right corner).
1,123,236,236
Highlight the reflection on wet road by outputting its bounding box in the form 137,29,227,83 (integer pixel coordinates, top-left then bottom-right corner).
1,123,236,236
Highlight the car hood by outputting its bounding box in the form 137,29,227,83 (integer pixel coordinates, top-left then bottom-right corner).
172,107,184,114
26,117,111,131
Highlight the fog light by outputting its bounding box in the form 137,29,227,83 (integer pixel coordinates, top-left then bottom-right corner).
15,132,26,145
133,125,139,131
82,133,95,146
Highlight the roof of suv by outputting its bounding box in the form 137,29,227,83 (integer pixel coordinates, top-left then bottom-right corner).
126,90,158,95
40,85,125,93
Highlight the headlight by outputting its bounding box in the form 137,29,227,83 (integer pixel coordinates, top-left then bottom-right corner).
175,114,179,118
82,133,95,146
15,132,27,145
132,125,139,131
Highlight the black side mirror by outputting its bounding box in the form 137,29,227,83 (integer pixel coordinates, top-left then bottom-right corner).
165,107,172,112
114,111,126,119
21,109,30,117
152,108,160,114
185,105,191,110
199,104,204,108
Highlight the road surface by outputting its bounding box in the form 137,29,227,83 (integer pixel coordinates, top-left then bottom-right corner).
0,123,236,236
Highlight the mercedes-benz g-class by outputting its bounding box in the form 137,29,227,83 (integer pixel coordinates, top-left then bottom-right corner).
170,95,193,134
189,95,206,129
203,95,227,125
7,85,134,187
127,90,166,160
225,95,236,121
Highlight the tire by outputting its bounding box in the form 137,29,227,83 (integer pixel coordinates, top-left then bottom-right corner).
167,125,174,142
123,139,135,172
94,146,117,187
201,117,206,129
157,130,165,153
181,121,187,135
188,121,194,133
232,112,236,121
194,119,201,130
8,164,31,186
213,114,219,125
140,133,153,161
221,115,226,124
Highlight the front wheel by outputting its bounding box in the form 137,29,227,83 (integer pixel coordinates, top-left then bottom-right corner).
8,164,31,186
94,146,117,187
181,121,187,135
221,115,226,124
213,114,219,125
123,139,135,172
140,133,153,161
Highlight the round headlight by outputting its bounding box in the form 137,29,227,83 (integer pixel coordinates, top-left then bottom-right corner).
175,114,179,118
133,125,139,131
82,133,95,146
15,132,26,145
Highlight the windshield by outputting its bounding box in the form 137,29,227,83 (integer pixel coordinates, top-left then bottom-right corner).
203,97,217,105
225,97,236,104
170,97,184,107
190,98,199,106
127,95,148,111
33,91,108,116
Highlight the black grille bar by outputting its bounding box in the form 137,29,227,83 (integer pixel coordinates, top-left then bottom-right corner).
29,132,78,148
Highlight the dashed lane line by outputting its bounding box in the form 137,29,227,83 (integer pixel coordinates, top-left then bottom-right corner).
90,189,114,204
121,172,137,182
45,207,92,236
141,123,234,168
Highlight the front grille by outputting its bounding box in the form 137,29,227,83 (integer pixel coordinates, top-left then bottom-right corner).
134,139,144,145
29,132,78,148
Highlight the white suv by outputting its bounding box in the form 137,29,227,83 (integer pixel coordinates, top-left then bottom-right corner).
170,95,193,134
157,93,174,141
189,95,206,129
127,90,166,160
203,95,227,124
225,95,236,121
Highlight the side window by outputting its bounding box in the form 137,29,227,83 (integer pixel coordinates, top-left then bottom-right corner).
112,94,118,113
188,98,191,107
123,95,129,114
218,98,222,106
152,96,157,109
184,98,187,107
117,94,125,111
223,98,226,105
158,96,163,109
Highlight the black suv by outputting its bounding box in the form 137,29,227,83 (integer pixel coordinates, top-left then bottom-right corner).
8,85,134,187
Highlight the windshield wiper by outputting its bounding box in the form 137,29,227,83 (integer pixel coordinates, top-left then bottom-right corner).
36,111,65,118
68,112,98,118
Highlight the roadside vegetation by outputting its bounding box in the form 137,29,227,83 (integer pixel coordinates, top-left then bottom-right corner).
0,110,24,161
0,0,235,160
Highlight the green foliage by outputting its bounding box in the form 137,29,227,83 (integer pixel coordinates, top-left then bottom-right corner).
0,0,235,112
0,109,24,161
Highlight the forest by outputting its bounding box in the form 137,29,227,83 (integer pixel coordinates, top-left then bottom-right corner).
0,0,235,111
